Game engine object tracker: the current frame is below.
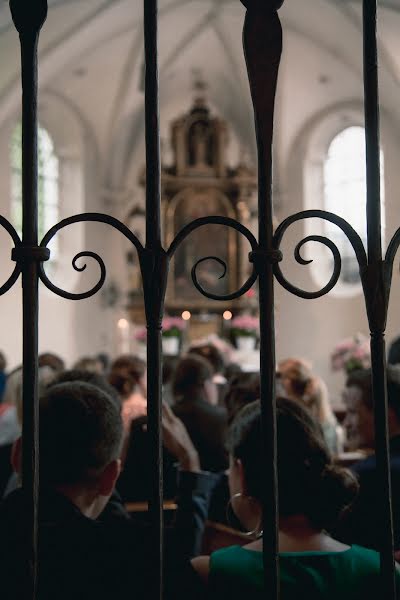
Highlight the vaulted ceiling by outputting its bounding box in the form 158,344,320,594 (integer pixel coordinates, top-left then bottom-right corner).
1,0,400,190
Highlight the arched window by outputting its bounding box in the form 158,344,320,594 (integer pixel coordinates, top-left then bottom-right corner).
323,126,385,285
10,122,60,257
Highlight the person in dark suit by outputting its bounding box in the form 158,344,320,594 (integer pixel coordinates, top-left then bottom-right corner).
336,365,400,550
0,381,217,600
172,354,228,473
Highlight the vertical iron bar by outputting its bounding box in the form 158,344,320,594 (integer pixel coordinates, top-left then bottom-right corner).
145,0,161,250
256,71,279,600
144,1,163,599
10,5,48,600
363,1,396,597
364,0,382,266
242,4,283,598
21,30,40,600
257,142,279,600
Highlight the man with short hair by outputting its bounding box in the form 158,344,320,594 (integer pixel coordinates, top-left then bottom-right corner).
337,366,400,550
0,381,216,599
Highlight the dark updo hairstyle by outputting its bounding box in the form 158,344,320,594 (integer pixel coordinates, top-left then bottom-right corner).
109,355,146,399
172,354,213,400
227,397,358,530
224,372,260,424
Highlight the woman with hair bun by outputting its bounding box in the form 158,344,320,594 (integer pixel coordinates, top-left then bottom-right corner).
277,358,340,454
192,397,400,597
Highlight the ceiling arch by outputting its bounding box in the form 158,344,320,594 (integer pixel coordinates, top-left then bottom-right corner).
2,0,400,196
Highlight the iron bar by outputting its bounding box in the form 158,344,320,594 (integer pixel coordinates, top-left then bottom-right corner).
9,2,49,599
242,2,283,597
144,0,161,250
20,31,40,599
363,0,382,265
362,1,396,596
2,2,399,600
143,1,164,599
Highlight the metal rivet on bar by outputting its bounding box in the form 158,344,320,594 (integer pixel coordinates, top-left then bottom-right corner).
249,249,283,266
11,247,51,263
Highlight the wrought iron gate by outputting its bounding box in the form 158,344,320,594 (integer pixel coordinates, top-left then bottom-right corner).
1,0,398,598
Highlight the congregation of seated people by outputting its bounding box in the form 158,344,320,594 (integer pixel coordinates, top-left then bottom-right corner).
0,341,400,598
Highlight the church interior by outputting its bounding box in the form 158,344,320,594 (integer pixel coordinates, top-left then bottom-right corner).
0,0,400,409
3,1,400,598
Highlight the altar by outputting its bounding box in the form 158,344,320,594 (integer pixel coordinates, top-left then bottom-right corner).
127,81,258,340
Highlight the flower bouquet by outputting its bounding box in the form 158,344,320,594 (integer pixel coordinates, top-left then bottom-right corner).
162,316,186,338
162,316,186,355
331,333,371,374
231,314,259,351
231,314,259,338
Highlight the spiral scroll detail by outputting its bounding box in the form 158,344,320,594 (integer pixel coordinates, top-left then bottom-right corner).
168,216,259,302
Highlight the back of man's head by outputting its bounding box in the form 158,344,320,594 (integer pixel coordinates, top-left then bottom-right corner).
39,381,123,487
172,354,213,400
188,344,225,375
49,369,122,412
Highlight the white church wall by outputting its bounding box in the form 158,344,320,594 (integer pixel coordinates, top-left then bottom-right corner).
0,93,111,369
275,99,400,407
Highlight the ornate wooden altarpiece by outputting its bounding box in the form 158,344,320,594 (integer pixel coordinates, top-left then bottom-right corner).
128,90,258,332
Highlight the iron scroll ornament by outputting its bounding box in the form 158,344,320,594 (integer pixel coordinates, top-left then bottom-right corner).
3,208,400,310
1,209,398,309
38,213,144,301
2,213,260,304
272,209,368,300
0,216,22,295
40,215,259,303
167,216,259,301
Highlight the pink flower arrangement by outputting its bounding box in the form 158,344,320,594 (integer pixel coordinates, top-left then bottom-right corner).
331,333,371,374
231,314,259,337
162,316,186,338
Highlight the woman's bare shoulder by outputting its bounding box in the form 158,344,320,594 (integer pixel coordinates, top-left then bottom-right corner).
191,555,211,583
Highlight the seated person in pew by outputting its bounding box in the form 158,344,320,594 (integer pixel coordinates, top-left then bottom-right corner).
109,354,148,431
191,398,400,599
208,372,261,525
335,366,400,551
172,354,228,473
2,369,127,511
277,358,340,454
107,354,181,503
0,381,217,600
224,372,260,425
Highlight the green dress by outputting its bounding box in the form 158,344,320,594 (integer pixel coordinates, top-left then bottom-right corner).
209,544,400,599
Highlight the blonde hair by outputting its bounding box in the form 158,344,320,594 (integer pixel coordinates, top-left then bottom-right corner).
278,358,335,425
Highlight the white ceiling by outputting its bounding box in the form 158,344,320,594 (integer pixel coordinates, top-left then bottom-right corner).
0,0,400,190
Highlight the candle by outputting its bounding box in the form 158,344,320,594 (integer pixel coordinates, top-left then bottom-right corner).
117,318,130,355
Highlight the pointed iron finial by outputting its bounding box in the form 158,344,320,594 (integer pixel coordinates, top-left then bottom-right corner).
10,0,48,35
241,0,284,10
